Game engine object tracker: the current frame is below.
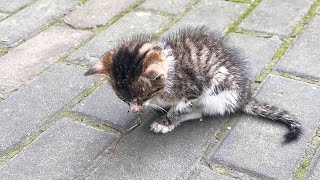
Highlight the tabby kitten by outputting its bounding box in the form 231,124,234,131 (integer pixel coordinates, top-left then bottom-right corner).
85,27,301,143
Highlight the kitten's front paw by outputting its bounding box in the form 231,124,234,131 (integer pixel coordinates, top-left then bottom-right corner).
150,121,175,134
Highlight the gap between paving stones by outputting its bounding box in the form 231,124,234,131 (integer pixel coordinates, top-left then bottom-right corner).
180,116,255,180
0,0,82,48
133,9,176,18
76,112,150,179
226,0,253,4
63,0,148,31
0,78,110,164
293,127,320,180
0,0,39,16
154,0,202,37
0,12,70,56
199,117,259,180
224,0,261,36
255,0,320,83
0,29,92,100
272,71,320,88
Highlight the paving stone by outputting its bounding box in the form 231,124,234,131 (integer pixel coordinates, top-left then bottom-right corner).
190,166,235,180
64,0,139,29
73,84,139,131
211,75,320,179
0,64,99,154
164,0,248,35
0,118,118,179
65,11,169,66
308,149,320,180
0,0,79,47
239,0,314,37
0,0,33,13
139,0,193,14
0,12,8,21
0,26,91,97
225,33,281,81
275,16,320,80
87,115,224,180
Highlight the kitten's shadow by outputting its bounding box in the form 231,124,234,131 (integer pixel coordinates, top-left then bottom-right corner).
124,109,225,154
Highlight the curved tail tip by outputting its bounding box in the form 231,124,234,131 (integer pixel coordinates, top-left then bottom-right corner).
283,126,302,143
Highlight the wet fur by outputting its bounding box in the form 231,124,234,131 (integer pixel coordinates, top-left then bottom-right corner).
85,26,302,143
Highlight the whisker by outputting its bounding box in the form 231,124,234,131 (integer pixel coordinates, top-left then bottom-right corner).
147,106,157,115
147,103,168,114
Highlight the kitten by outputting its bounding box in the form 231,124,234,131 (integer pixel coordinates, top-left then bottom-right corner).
85,26,302,143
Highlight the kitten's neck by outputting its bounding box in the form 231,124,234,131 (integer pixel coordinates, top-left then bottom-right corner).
159,42,175,93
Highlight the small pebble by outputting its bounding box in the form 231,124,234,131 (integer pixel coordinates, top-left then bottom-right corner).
199,118,203,121
227,127,231,130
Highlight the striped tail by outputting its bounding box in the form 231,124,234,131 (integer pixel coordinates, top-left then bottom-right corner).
242,99,302,143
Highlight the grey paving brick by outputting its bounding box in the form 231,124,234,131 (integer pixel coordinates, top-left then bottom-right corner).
0,26,91,97
308,149,320,180
0,118,118,179
0,12,8,21
211,75,320,179
139,0,193,14
225,33,281,80
275,16,320,80
64,0,139,29
0,0,79,47
0,64,99,154
190,166,235,180
239,0,314,37
73,84,139,130
65,11,169,66
164,0,248,35
87,115,224,180
0,0,33,13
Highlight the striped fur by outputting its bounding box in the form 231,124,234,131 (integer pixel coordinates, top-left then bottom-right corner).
85,26,302,143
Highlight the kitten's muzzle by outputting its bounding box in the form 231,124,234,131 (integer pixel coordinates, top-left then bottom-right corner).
130,104,143,113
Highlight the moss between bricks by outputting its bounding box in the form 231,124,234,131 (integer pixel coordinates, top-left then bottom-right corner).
0,113,64,164
271,71,320,87
234,28,274,38
226,0,253,4
293,160,311,180
79,0,89,4
224,0,262,36
154,0,202,37
255,0,320,83
0,79,106,163
291,0,320,37
63,111,121,134
293,127,320,180
255,38,293,82
212,165,233,177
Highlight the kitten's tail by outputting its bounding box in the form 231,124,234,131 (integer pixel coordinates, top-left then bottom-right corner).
242,99,302,143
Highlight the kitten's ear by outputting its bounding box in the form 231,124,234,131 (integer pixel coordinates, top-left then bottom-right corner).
143,69,165,81
84,51,114,77
141,49,168,81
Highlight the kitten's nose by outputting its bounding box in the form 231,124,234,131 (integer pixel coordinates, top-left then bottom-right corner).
130,104,142,113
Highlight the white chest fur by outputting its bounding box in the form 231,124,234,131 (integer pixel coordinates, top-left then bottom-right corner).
192,89,240,116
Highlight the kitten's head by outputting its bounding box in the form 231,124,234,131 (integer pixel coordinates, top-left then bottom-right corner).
85,36,168,113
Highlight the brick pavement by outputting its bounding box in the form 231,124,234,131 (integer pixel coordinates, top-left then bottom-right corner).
0,0,320,179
